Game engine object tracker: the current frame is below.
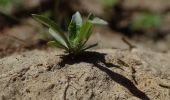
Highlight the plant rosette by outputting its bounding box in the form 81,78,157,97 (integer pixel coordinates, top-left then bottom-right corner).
32,11,107,55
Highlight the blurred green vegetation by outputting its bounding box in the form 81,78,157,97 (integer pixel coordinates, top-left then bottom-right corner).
0,0,15,6
98,0,119,7
131,13,162,30
0,0,22,14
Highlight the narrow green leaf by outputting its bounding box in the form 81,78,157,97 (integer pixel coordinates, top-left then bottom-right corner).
85,24,94,40
89,17,108,25
74,21,93,44
72,11,82,27
68,11,82,41
79,24,94,48
49,28,68,48
68,21,76,41
87,13,108,25
32,14,70,47
32,14,63,33
81,43,98,51
47,41,66,49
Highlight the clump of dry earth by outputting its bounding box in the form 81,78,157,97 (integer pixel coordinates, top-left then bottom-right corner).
0,48,169,100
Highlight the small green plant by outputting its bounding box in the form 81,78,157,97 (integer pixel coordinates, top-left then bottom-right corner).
32,12,107,55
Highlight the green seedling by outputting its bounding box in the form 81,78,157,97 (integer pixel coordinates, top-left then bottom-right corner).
32,11,107,55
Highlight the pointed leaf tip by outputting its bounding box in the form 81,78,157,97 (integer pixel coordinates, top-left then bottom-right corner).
89,17,108,25
68,11,83,41
32,14,70,48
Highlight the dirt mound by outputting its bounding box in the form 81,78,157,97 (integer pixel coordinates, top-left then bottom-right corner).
0,48,170,100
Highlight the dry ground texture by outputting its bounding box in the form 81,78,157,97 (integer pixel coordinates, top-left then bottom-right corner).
0,48,170,100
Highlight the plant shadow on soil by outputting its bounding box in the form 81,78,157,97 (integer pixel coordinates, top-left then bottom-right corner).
59,51,150,100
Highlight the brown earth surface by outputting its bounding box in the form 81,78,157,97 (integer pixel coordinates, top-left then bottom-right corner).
0,48,170,100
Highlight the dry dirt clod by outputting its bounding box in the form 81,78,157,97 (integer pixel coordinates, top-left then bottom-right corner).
0,49,169,100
